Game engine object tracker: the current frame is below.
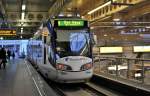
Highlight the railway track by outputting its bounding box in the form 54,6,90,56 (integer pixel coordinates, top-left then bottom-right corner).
50,83,108,96
48,80,126,96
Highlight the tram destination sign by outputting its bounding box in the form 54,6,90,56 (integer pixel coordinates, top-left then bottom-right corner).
58,20,84,27
0,29,16,36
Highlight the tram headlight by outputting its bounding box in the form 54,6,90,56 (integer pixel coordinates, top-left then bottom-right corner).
56,64,72,71
80,63,92,71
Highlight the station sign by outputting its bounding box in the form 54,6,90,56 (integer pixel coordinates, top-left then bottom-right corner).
100,47,123,53
0,29,16,36
133,46,150,52
58,20,84,27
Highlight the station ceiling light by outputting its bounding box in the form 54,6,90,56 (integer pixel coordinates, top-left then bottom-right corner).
90,27,94,29
21,29,23,34
87,0,117,14
146,26,150,29
104,34,108,37
21,12,25,20
0,37,3,40
58,13,64,17
21,2,26,24
88,2,111,14
67,14,73,17
113,18,120,21
81,16,84,19
22,4,26,11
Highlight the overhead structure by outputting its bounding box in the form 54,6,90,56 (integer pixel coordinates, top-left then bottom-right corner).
0,0,150,43
3,0,55,39
48,0,71,16
87,0,145,22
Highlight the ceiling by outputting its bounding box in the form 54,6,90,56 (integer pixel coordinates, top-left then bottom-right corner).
0,0,55,39
60,0,150,45
89,0,150,45
0,0,150,45
63,0,150,45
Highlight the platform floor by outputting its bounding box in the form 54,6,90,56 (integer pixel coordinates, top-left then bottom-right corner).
0,59,58,96
94,72,150,93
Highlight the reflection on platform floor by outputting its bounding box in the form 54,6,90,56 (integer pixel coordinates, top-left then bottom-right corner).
0,59,39,96
0,59,57,96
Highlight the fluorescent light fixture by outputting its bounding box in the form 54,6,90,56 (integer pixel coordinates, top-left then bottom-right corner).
146,26,150,29
113,18,120,21
143,12,149,15
77,14,80,17
21,12,25,20
100,47,123,53
67,14,72,17
81,16,84,19
88,2,111,14
121,30,139,35
88,0,118,14
21,29,23,34
90,27,94,29
0,37,3,40
22,4,26,10
58,13,64,16
104,34,107,37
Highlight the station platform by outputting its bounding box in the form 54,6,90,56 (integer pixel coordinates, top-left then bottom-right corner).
0,59,58,96
92,72,150,96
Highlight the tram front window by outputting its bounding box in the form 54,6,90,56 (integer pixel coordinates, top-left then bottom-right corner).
56,29,91,58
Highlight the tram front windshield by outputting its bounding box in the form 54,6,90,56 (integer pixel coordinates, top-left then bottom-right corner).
56,29,91,58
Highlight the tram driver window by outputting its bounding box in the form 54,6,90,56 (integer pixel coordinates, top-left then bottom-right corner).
56,30,91,58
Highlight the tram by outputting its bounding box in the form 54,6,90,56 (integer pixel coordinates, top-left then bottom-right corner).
27,17,93,83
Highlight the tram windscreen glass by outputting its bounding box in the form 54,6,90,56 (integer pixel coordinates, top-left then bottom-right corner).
56,29,91,58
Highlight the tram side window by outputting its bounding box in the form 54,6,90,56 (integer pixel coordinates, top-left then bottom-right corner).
37,44,42,57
